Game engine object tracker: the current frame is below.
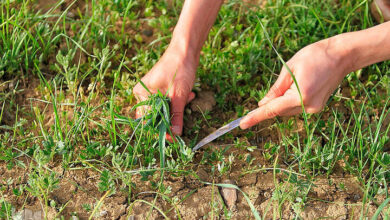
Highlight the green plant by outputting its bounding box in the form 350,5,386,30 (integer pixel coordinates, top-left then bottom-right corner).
26,167,59,220
0,198,13,220
0,0,389,218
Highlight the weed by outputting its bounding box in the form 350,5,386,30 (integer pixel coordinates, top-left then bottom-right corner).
0,0,389,218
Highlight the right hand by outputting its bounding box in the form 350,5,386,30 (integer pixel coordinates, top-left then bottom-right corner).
133,46,198,136
240,39,351,129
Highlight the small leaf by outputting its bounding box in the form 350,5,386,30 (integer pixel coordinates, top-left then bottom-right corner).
158,123,166,168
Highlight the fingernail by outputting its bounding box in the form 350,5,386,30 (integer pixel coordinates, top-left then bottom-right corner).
240,120,248,129
172,126,181,135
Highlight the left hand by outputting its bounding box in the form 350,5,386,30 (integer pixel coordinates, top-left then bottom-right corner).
240,39,351,129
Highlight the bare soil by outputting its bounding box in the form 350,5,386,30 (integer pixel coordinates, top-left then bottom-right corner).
1,0,389,219
1,153,388,219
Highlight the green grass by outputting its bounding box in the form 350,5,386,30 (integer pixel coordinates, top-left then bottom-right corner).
0,0,389,219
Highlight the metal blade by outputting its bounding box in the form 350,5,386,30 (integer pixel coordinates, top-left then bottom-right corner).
192,116,243,152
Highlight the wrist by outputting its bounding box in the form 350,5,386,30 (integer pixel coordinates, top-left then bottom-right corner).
319,35,354,77
167,34,200,66
329,22,390,73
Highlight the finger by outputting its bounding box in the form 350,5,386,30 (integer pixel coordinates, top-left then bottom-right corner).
240,95,299,129
134,82,151,119
166,133,175,143
186,92,196,104
170,94,188,136
135,92,148,118
136,105,151,119
258,67,293,106
135,91,152,119
169,92,194,137
279,106,302,117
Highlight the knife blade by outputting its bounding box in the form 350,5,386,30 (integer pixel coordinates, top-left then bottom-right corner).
192,116,244,152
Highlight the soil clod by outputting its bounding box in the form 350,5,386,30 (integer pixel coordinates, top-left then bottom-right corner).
190,91,216,113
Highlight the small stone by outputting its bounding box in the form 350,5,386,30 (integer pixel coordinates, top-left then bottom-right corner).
142,29,153,37
99,210,108,217
196,168,210,182
353,193,361,201
219,179,237,210
8,81,14,90
21,209,42,220
67,12,76,19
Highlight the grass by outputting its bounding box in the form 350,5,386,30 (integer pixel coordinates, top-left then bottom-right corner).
0,0,389,219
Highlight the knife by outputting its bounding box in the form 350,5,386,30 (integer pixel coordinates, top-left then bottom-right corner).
192,110,254,152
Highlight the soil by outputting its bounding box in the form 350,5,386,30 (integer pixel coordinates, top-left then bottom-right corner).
2,156,388,219
190,91,217,113
1,0,389,219
2,82,388,219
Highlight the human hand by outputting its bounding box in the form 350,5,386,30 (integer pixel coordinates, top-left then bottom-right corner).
240,40,351,129
133,46,198,136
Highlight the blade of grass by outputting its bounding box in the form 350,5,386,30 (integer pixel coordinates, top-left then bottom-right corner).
372,198,390,220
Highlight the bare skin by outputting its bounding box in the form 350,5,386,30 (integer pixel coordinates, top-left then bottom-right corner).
133,0,390,136
133,0,223,136
371,0,390,22
241,22,390,128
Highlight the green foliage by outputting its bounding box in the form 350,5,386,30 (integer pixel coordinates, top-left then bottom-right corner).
0,1,58,78
0,0,389,218
98,169,115,193
26,169,59,197
126,92,194,168
0,199,13,220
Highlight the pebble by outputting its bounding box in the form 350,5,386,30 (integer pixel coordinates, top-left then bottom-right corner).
142,29,153,37
20,209,42,220
8,81,14,90
219,179,237,211
353,193,361,201
99,210,108,217
67,12,76,19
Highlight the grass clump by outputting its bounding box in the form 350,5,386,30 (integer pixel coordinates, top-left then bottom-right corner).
0,0,389,219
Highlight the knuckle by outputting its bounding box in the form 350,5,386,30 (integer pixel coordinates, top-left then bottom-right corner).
307,105,322,114
171,110,184,118
133,84,142,94
306,108,318,114
264,105,277,118
174,83,191,96
301,89,312,105
270,85,282,97
171,110,184,122
133,84,147,98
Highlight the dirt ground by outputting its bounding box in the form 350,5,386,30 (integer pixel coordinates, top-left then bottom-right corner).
1,149,388,219
1,83,388,219
1,0,389,219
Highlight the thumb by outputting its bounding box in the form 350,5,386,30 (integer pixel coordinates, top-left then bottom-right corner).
258,66,293,107
187,92,196,104
240,94,300,129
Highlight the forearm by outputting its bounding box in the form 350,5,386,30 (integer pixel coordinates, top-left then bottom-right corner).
169,0,224,61
330,21,390,74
